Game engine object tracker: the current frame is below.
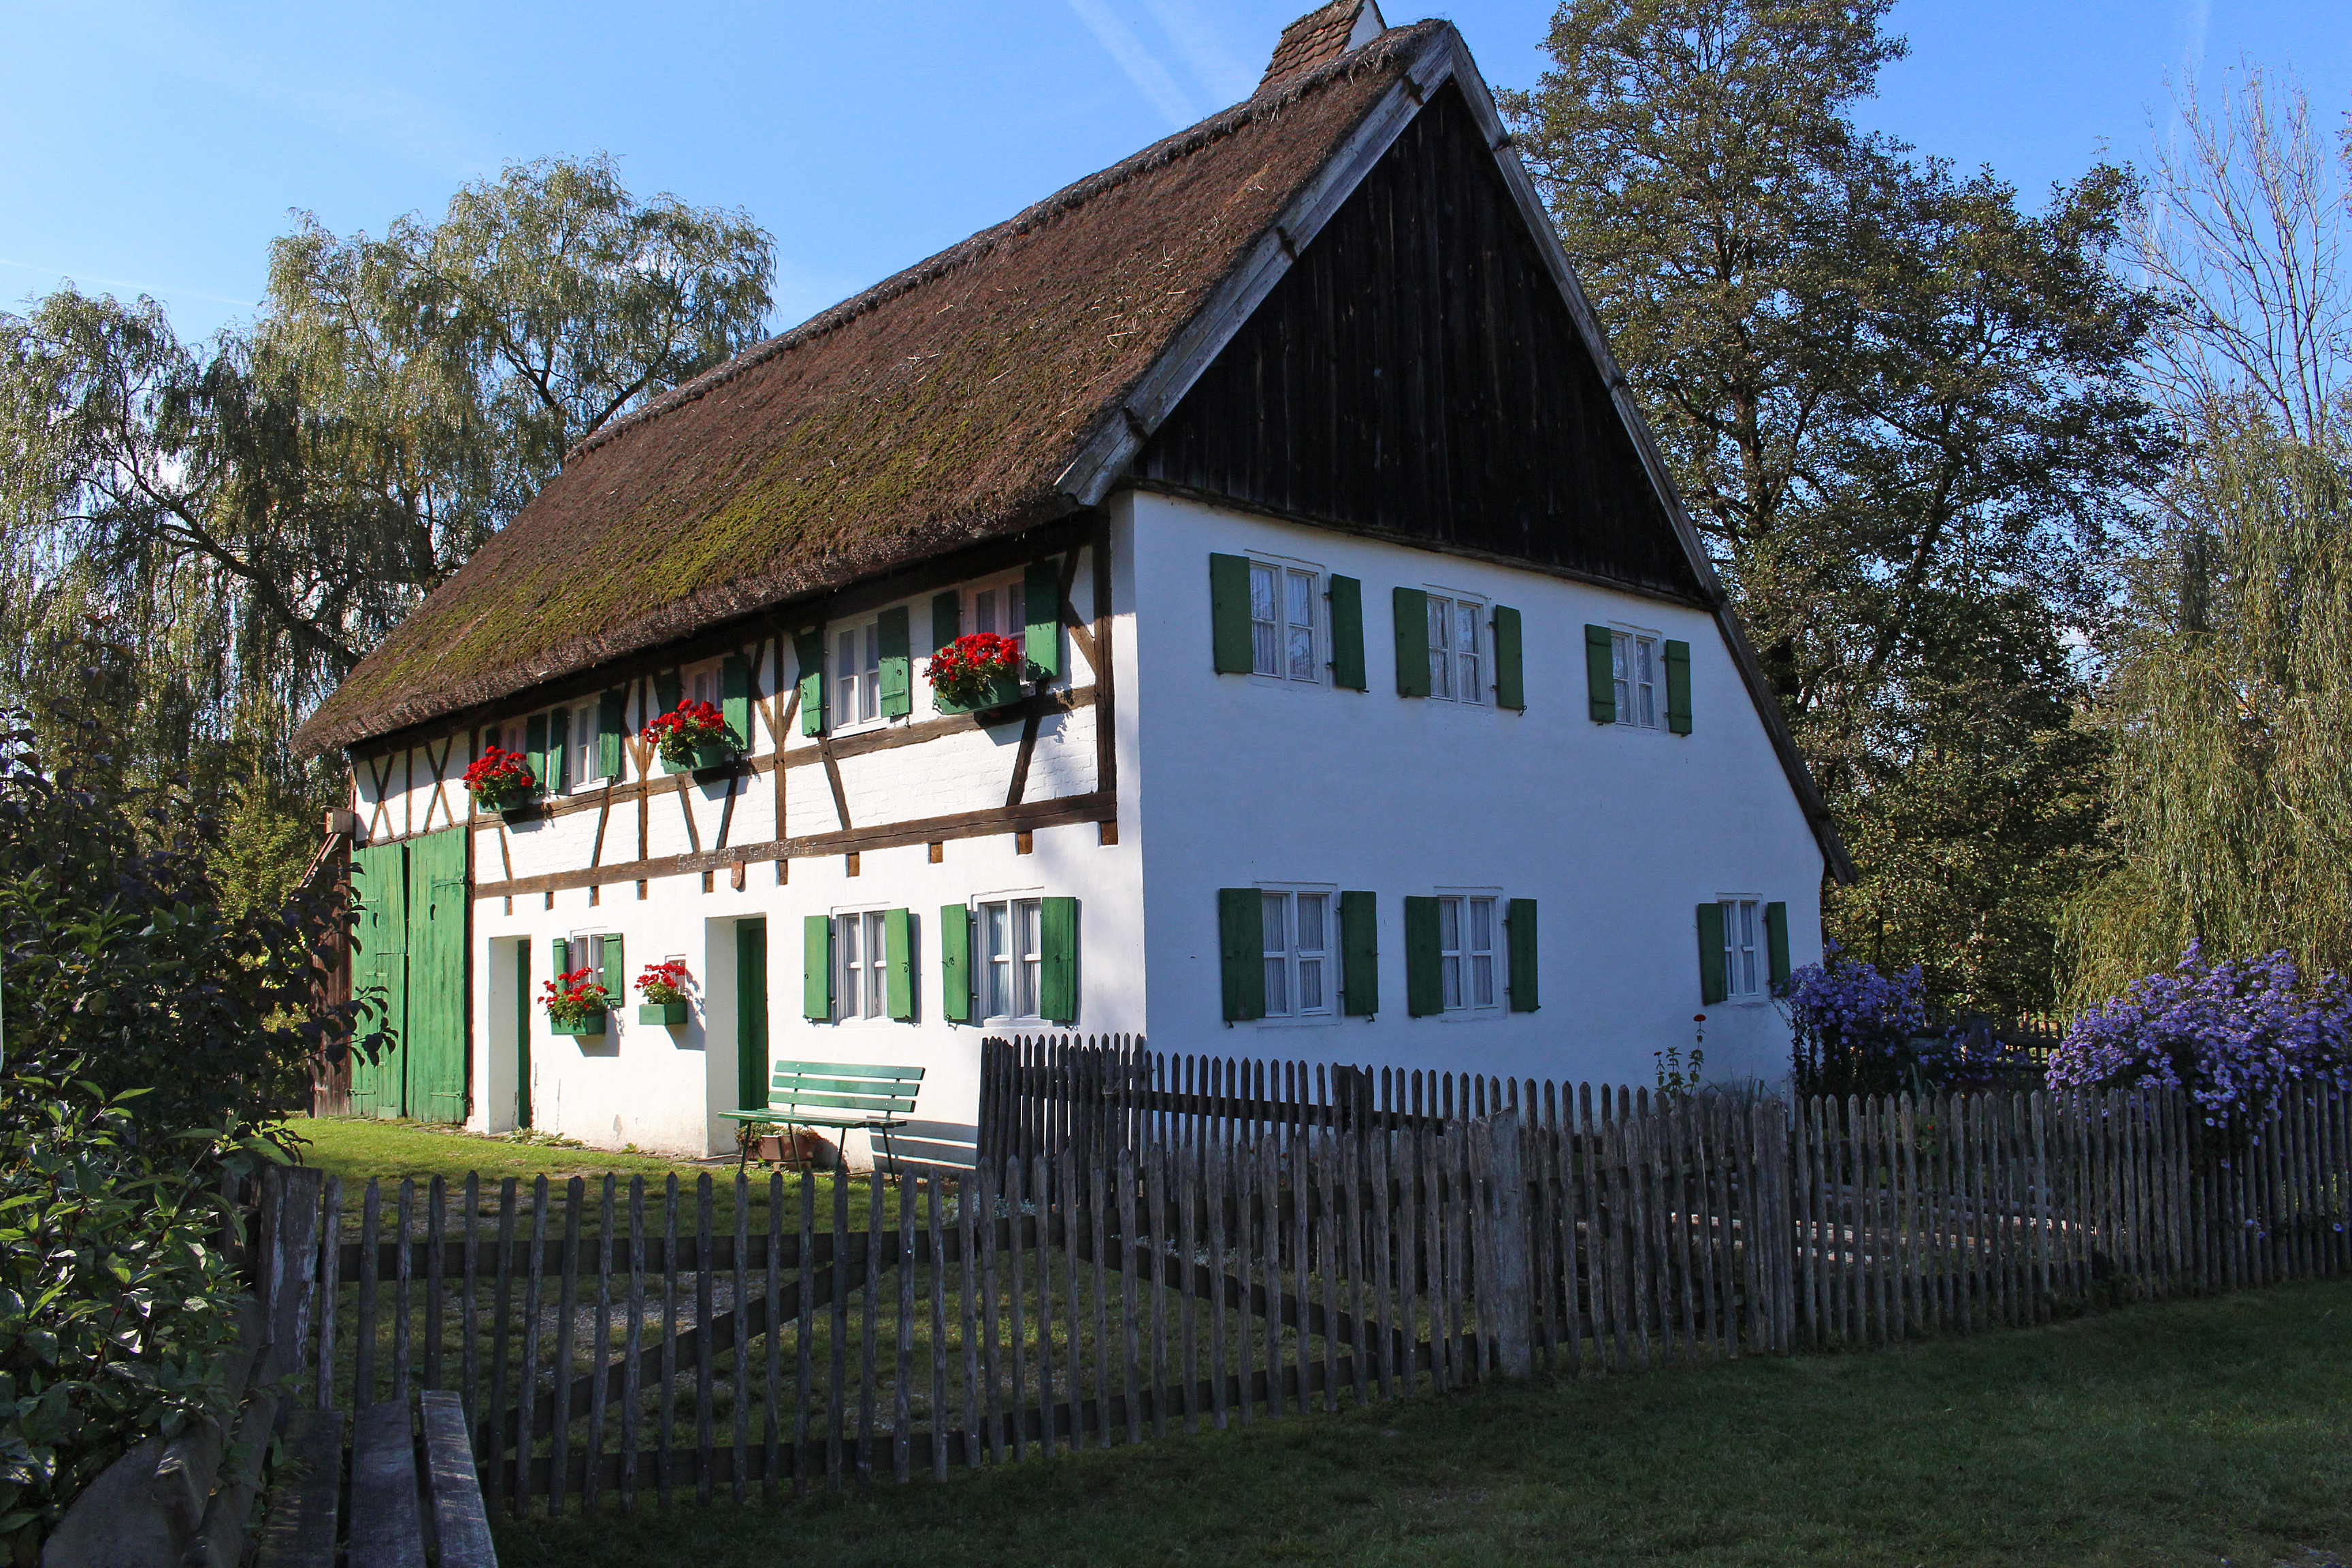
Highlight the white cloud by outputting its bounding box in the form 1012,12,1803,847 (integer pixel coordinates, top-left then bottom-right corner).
1139,0,1259,106
1065,0,1200,129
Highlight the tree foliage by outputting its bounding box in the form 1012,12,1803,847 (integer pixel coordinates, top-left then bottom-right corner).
2063,72,2352,1002
1503,0,2167,1013
0,157,772,906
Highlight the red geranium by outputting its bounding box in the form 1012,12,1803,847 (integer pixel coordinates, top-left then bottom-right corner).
927,633,1028,704
463,745,537,806
640,698,736,765
540,965,610,1024
635,959,690,1004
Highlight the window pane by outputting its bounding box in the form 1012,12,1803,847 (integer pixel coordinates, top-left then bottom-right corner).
1472,953,1494,1009
1015,901,1041,1017
1469,898,1494,954
975,589,998,636
1264,956,1288,1016
1288,624,1316,682
838,917,860,1018
1438,896,1460,953
1427,598,1452,698
1286,570,1315,629
1441,954,1462,1011
1298,956,1323,1013
1456,603,1481,706
1296,894,1326,954
983,904,1009,1017
1261,892,1286,955
1250,564,1277,623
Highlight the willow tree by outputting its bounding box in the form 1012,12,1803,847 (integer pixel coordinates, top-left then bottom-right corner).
0,156,772,902
2063,74,2352,1002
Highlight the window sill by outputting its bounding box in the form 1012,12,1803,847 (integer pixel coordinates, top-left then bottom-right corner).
1254,1013,1339,1028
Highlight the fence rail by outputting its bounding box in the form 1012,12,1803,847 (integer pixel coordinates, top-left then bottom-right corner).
271,1042,2350,1520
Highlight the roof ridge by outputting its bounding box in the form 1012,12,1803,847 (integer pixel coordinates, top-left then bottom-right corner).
564,19,1443,466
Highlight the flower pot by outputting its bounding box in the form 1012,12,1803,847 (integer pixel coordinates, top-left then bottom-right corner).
638,1000,688,1025
662,740,740,777
550,1011,608,1038
933,669,1028,720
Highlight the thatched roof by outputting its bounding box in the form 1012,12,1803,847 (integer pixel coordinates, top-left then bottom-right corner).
294,17,1443,759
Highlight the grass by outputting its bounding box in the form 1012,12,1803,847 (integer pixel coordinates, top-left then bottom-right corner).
493,1279,2352,1568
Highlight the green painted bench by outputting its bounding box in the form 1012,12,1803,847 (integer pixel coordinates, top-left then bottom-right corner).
719,1060,924,1171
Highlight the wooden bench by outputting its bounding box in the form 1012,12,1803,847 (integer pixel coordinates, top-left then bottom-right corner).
258,1390,494,1568
719,1060,924,1171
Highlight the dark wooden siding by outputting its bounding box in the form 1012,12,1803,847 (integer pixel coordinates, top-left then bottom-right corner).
1134,83,1700,600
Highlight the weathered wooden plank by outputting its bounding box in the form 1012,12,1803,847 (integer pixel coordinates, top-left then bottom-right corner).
256,1411,342,1568
420,1391,495,1568
348,1401,422,1568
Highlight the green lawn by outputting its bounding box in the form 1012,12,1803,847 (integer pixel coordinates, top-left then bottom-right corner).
493,1279,2352,1568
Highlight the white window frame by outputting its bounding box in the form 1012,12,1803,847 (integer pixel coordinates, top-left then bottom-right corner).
972,891,1047,1026
565,931,608,987
565,697,602,794
1245,556,1323,687
681,657,723,715
1256,884,1338,1025
831,619,884,732
967,574,1028,640
832,906,893,1024
1718,896,1764,1000
1613,627,1664,732
1433,889,1503,1017
1424,589,1488,707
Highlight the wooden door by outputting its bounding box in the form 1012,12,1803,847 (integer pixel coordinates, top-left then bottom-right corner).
736,919,769,1112
514,940,532,1129
347,841,406,1118
404,828,470,1123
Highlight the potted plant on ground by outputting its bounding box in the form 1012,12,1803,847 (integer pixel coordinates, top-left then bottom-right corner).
636,958,691,1025
542,965,611,1037
928,632,1036,721
464,746,540,821
642,698,742,779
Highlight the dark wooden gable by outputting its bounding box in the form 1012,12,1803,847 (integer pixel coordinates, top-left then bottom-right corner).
1133,82,1701,600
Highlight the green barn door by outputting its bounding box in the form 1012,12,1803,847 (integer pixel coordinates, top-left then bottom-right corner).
737,919,770,1112
405,828,470,1123
348,842,407,1118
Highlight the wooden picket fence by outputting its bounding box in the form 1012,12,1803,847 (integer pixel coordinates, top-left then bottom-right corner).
276,1053,2352,1519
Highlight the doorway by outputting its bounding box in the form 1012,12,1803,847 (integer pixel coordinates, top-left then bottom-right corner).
348,828,469,1121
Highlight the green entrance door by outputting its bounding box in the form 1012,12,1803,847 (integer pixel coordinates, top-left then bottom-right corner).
346,828,470,1121
737,919,769,1112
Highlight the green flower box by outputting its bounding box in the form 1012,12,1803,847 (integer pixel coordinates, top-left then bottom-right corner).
932,669,1028,719
550,1011,608,1038
660,740,740,777
495,798,542,824
638,1000,689,1026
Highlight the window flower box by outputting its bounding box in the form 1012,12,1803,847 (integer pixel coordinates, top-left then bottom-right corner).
542,965,612,1038
929,634,1036,721
635,960,690,1026
464,746,540,817
643,700,743,777
551,1011,608,1038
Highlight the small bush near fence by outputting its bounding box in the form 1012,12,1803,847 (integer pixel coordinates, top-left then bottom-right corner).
252,1036,2352,1522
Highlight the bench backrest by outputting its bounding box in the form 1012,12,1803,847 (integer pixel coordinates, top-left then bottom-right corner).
767,1060,923,1121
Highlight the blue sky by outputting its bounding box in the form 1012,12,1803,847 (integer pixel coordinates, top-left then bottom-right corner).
4,0,2345,348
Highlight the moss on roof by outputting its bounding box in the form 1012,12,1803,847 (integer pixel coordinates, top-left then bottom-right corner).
295,25,1437,757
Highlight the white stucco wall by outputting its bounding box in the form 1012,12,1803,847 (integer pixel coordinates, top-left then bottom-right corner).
1117,490,1826,1092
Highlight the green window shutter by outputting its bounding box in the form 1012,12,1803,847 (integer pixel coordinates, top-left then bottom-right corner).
1024,560,1062,676
1403,896,1443,1016
1208,554,1253,674
1216,888,1264,1022
546,706,570,793
794,632,825,736
1586,625,1616,723
597,689,627,780
1697,902,1727,1006
1493,606,1526,711
655,670,682,721
1039,896,1079,1024
877,608,912,717
1328,575,1367,691
1665,638,1693,735
883,907,915,1020
940,904,973,1023
1505,898,1538,1012
1765,901,1791,992
525,712,549,794
601,933,623,1008
550,936,570,983
1394,588,1431,697
721,655,751,747
931,591,961,649
803,915,832,1020
1339,890,1377,1016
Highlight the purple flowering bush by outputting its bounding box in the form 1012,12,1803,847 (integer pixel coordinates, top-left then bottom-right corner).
2046,943,2352,1122
1783,947,1939,1097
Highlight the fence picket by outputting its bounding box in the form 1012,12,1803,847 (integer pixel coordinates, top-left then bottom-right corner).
622,1177,644,1514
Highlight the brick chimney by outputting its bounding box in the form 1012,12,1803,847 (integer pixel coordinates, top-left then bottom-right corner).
1258,0,1389,94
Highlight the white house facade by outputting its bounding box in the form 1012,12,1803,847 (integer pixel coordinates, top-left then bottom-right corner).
299,1,1851,1166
